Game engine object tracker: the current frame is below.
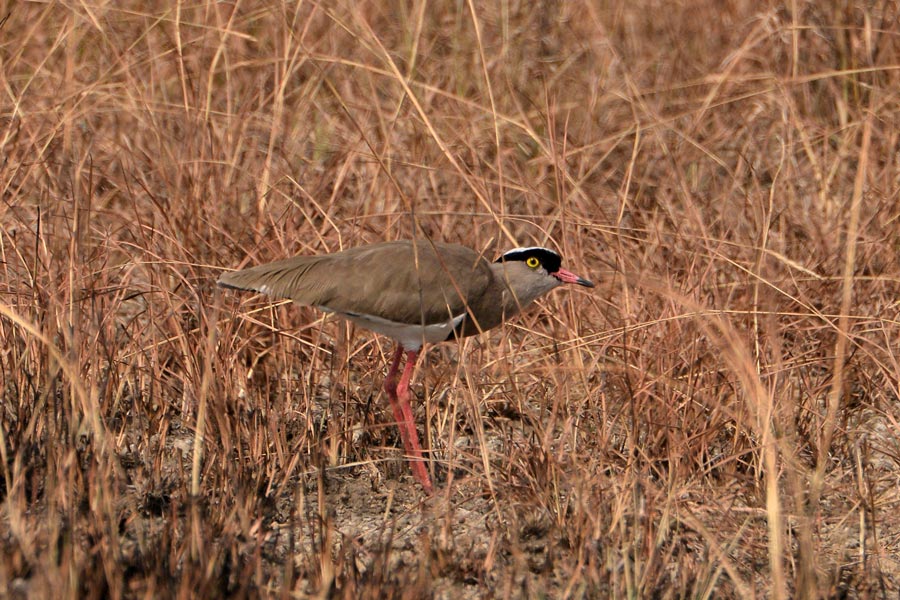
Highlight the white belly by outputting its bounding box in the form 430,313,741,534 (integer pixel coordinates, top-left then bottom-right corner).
319,306,465,351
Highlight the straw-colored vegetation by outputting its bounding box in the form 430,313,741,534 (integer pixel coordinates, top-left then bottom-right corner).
2,1,899,597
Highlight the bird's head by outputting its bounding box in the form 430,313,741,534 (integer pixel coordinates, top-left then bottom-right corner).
494,246,594,306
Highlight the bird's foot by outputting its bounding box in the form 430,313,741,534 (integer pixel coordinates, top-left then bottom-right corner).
409,456,433,495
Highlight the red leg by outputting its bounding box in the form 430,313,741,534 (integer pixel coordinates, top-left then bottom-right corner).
383,345,407,458
383,344,404,399
383,346,432,494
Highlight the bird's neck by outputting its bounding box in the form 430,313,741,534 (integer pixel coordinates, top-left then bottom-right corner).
488,263,549,316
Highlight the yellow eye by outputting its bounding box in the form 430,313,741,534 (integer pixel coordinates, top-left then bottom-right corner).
525,256,540,269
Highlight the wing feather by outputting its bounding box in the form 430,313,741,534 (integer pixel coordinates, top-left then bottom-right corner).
217,241,495,326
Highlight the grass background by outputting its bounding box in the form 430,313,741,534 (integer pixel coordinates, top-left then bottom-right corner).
2,0,900,597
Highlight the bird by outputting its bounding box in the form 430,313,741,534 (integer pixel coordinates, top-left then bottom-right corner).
217,239,594,494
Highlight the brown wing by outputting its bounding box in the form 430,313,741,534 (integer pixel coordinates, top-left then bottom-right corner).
218,254,325,300
218,241,494,326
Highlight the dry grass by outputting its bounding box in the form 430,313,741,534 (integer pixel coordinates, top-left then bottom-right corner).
2,0,900,597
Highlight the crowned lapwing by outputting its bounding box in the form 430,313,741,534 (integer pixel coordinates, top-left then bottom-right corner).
218,240,594,494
